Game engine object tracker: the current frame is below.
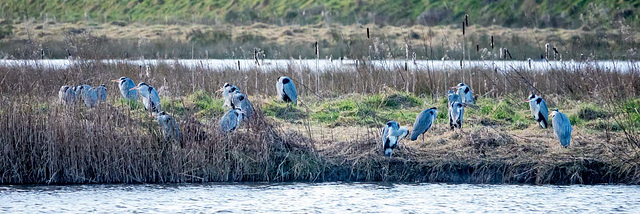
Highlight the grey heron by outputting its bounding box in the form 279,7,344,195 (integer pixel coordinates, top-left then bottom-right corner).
551,109,572,148
452,83,474,105
111,77,137,100
449,101,464,130
73,84,90,97
220,108,246,132
145,65,151,78
276,76,298,106
156,111,183,145
231,92,254,120
216,83,240,108
95,84,107,102
130,82,161,116
75,85,98,108
525,92,549,128
58,85,76,105
382,121,409,157
411,107,438,141
447,90,461,106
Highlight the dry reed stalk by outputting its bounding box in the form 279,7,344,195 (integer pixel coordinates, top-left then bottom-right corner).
367,28,370,39
315,41,319,95
491,36,494,50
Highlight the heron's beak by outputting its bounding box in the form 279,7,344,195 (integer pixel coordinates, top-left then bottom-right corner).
523,99,531,103
110,79,120,83
130,86,139,91
451,86,459,89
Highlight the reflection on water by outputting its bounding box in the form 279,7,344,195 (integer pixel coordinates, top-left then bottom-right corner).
0,59,638,73
1,183,639,213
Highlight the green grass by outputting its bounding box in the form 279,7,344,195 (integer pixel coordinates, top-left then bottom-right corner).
115,98,144,111
260,91,631,133
577,104,608,121
1,0,636,28
623,98,640,127
263,101,308,121
188,90,225,118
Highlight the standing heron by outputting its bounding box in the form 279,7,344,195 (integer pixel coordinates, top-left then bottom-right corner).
382,121,409,157
111,77,137,100
411,107,438,141
551,109,572,148
447,90,461,106
231,92,254,120
130,82,161,116
76,85,98,108
449,101,464,130
156,111,183,145
217,83,240,108
145,65,151,78
58,85,76,105
525,92,549,128
276,76,298,106
452,83,474,105
74,84,91,97
95,84,107,102
220,108,246,132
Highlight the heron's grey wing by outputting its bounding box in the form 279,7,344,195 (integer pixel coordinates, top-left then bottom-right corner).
243,99,255,118
283,83,298,104
539,100,549,124
276,81,284,99
382,125,390,148
126,80,137,99
85,88,98,108
220,110,234,132
97,87,107,101
411,110,432,140
150,89,162,112
465,89,474,104
553,113,572,146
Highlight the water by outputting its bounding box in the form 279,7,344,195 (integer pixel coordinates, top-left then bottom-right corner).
1,183,638,213
1,59,638,73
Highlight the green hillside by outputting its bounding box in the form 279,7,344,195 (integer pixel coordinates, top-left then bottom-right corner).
1,0,638,28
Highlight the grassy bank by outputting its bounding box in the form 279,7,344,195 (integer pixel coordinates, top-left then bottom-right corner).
1,0,637,28
1,60,639,185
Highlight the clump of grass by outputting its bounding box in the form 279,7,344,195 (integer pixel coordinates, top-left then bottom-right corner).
262,100,308,122
116,98,144,111
568,114,585,127
188,90,225,118
578,104,608,121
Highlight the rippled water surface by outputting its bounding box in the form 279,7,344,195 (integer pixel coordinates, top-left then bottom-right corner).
1,183,639,213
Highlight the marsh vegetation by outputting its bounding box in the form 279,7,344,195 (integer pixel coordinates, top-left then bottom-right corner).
0,58,638,185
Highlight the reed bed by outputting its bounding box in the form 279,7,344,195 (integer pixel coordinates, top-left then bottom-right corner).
0,60,639,184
